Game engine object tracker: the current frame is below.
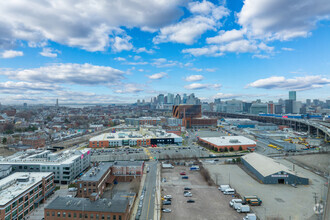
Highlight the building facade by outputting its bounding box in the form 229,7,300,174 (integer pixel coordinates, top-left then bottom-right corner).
0,172,54,220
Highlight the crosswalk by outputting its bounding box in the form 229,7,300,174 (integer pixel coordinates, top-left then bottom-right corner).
144,148,155,161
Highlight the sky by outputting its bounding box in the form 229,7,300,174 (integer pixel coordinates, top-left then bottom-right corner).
0,0,330,105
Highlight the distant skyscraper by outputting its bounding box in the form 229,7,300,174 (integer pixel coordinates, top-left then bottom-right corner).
313,99,319,106
23,103,27,108
167,93,174,104
55,99,59,109
214,98,221,104
157,94,165,104
289,91,296,101
306,99,311,106
182,94,187,104
285,99,293,114
278,98,284,105
174,94,181,105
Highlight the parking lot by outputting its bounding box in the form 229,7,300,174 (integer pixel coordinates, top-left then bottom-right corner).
91,145,210,161
204,160,327,220
161,166,242,220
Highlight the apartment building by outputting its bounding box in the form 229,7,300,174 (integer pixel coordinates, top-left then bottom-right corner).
0,172,54,220
0,149,91,184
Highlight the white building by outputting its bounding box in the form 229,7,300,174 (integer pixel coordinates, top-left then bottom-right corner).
0,149,91,184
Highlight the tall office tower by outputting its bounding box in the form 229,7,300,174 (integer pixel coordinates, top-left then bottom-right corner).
174,94,181,105
285,99,293,114
167,93,174,104
313,99,319,106
55,98,59,109
214,98,221,104
182,93,187,104
289,91,296,101
278,98,284,105
157,94,165,104
306,99,311,106
187,93,196,104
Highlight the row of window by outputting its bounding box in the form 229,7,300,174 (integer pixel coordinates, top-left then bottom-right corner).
46,211,122,220
5,203,33,220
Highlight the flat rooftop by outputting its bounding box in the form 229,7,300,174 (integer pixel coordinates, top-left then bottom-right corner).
242,153,306,178
0,172,53,206
46,196,128,213
199,136,256,147
80,163,112,182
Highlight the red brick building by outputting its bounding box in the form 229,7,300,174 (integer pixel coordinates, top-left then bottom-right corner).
198,136,256,152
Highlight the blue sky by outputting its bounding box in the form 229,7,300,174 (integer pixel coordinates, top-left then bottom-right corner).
0,0,329,104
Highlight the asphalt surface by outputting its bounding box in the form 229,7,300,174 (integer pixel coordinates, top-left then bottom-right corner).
140,161,158,220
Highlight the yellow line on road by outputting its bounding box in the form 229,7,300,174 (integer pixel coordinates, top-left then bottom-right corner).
146,190,152,220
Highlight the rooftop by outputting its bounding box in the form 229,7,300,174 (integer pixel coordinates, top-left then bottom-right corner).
45,196,129,213
242,153,306,177
199,136,256,146
0,172,53,206
80,162,112,182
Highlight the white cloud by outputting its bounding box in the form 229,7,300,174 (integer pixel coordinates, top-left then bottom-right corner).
206,29,244,44
1,63,125,85
190,67,216,72
238,0,330,41
182,45,223,57
184,83,221,90
1,50,23,58
151,58,180,68
0,81,59,93
39,48,59,58
146,72,168,80
135,47,154,54
282,47,294,51
114,57,126,61
153,1,229,45
0,0,186,51
247,76,330,90
134,55,141,61
111,36,133,52
114,83,143,93
213,93,243,99
252,54,270,59
219,40,258,53
185,75,204,82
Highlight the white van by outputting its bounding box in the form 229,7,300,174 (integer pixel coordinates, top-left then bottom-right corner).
223,188,235,195
218,185,230,192
233,202,242,210
229,199,242,207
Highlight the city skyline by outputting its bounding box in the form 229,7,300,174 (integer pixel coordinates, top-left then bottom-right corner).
0,0,330,104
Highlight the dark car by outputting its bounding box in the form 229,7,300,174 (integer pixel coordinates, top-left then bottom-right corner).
184,187,192,190
187,199,195,203
163,201,171,205
182,176,189,179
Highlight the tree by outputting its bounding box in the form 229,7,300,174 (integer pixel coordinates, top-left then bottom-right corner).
229,147,234,152
224,147,228,152
239,146,243,151
2,137,7,144
236,157,241,163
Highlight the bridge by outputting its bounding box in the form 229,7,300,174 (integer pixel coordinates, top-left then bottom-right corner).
204,112,330,141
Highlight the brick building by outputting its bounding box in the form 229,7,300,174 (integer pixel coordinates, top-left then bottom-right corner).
0,172,54,220
44,196,130,220
22,137,46,148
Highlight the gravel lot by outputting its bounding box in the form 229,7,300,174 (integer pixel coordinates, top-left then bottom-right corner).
204,162,327,220
161,166,242,220
290,153,330,174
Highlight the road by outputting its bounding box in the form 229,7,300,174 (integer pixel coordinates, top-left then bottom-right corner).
140,161,157,220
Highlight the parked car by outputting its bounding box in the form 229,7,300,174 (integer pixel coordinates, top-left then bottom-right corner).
187,199,195,203
162,178,167,182
162,209,171,213
164,195,172,199
237,205,250,213
243,213,256,220
184,187,192,190
163,201,171,205
184,192,192,197
180,172,186,175
229,199,242,207
218,185,230,192
182,176,189,179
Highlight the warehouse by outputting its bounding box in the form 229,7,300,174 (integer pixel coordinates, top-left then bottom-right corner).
198,136,256,151
241,153,309,185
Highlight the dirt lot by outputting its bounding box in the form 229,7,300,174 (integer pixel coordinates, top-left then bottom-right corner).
161,166,242,220
290,153,330,174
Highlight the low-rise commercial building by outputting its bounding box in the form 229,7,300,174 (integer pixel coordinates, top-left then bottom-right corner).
22,137,46,148
44,196,130,220
0,149,91,184
0,172,54,220
242,153,309,185
198,136,256,151
89,130,182,148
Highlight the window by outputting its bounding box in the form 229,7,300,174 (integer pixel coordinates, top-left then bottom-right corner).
96,214,99,219
102,215,105,219
119,216,121,220
24,195,28,201
80,213,83,218
18,214,23,220
107,216,111,220
5,215,11,220
19,197,23,203
63,212,66,217
12,210,17,216
74,213,77,218
24,201,28,208
5,206,11,213
29,190,34,195
68,212,71,217
47,212,50,216
90,214,94,219
24,209,29,216
85,214,88,218
12,201,17,208
113,215,116,220
29,206,33,211
57,212,61,217
18,205,23,212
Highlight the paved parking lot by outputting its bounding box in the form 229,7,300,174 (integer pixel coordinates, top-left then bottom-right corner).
204,161,327,220
161,166,242,220
91,145,210,162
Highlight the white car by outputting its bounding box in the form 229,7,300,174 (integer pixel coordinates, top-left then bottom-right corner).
164,195,172,199
162,209,171,213
184,192,192,197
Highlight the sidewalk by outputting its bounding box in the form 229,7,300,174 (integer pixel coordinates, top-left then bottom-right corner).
130,164,148,220
154,163,161,220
